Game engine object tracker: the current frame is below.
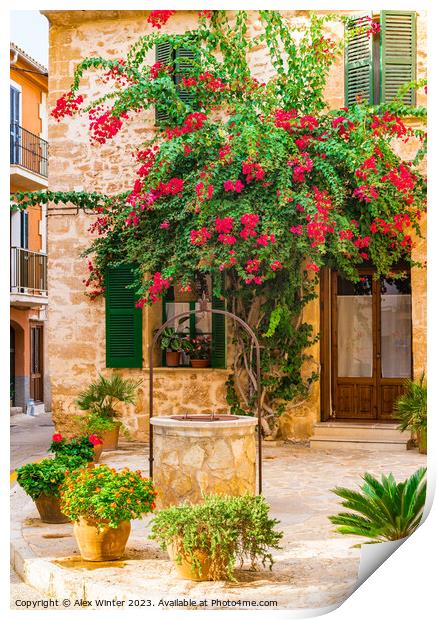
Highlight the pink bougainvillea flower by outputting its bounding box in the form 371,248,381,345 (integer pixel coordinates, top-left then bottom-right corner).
160,220,170,229
306,263,320,272
147,10,176,29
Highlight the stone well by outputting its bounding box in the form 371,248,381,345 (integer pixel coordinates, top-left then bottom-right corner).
150,415,258,508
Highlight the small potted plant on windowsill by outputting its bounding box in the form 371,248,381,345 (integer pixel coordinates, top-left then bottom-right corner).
16,456,87,523
60,465,157,561
149,494,283,581
159,327,191,367
76,373,141,451
189,335,211,368
49,432,104,463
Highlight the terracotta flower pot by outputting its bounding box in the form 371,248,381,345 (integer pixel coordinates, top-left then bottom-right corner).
167,540,213,581
190,359,210,368
101,424,120,451
35,494,70,524
166,351,180,367
73,517,131,561
93,444,103,462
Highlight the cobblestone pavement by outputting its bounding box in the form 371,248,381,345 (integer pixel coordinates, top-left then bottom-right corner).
13,442,425,610
10,412,54,472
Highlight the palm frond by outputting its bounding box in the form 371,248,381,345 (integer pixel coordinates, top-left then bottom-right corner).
329,468,427,544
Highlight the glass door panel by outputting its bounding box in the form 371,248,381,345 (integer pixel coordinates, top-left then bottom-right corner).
380,277,412,378
337,276,373,378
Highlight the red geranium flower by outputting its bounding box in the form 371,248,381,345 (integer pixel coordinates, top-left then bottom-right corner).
52,433,63,443
89,434,103,446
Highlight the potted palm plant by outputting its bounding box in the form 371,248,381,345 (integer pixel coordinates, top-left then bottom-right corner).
76,373,141,450
60,465,157,561
329,467,427,544
394,374,427,454
149,494,283,581
16,456,86,523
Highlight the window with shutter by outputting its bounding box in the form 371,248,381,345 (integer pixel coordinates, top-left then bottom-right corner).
161,287,227,369
380,11,416,105
175,46,197,108
211,297,227,369
155,40,198,124
345,13,374,106
105,265,143,368
155,42,173,124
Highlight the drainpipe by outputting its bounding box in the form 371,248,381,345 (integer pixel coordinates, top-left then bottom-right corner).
10,49,19,66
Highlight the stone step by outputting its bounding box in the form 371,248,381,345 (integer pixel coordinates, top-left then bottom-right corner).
310,437,408,451
312,422,404,442
10,407,23,417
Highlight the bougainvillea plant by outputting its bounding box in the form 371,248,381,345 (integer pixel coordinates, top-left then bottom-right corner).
11,11,427,436
59,465,157,529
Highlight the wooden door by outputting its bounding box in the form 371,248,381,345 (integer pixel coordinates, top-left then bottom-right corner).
331,270,412,420
30,323,43,402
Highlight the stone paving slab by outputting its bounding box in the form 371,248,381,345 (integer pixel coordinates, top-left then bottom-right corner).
11,443,425,610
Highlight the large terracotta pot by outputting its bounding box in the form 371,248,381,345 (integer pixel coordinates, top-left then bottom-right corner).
93,444,103,462
190,359,210,369
73,517,131,561
418,428,427,454
167,540,213,581
101,424,120,451
166,351,180,367
35,494,70,524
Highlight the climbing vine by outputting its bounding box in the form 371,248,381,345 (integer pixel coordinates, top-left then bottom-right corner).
11,11,427,436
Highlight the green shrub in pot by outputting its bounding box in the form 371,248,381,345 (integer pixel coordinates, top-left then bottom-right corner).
149,494,283,581
16,456,87,523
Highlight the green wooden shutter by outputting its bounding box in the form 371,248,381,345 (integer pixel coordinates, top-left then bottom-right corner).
175,46,197,108
155,42,173,124
345,13,374,106
211,297,226,369
105,265,142,368
380,11,416,105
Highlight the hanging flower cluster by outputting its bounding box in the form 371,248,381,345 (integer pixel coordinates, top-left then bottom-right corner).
147,10,177,29
51,92,84,120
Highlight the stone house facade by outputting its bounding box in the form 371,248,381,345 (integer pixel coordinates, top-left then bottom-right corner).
42,10,426,442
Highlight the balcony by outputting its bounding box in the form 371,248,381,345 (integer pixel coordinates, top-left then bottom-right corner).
10,123,48,190
10,247,48,307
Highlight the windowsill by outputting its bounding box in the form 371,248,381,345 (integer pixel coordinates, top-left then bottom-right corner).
149,366,230,373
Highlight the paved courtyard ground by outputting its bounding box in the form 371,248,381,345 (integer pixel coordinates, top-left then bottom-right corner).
10,429,425,611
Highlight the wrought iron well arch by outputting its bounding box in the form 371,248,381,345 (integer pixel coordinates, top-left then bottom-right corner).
149,305,263,494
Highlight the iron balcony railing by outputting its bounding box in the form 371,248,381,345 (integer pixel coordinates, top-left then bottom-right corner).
10,247,48,295
10,123,48,178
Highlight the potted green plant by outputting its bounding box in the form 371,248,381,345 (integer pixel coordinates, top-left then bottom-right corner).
60,465,157,561
329,467,427,545
16,456,86,523
394,374,427,454
159,327,190,367
188,335,211,368
49,432,104,463
149,494,283,581
76,373,141,450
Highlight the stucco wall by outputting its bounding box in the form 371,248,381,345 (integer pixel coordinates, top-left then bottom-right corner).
44,10,427,440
